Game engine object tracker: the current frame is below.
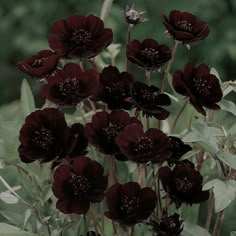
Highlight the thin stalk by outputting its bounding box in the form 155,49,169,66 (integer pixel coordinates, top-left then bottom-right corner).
161,41,179,93
109,156,119,184
145,70,151,129
126,25,131,71
205,190,214,231
128,226,134,236
89,207,105,236
171,99,189,134
138,164,146,187
79,59,84,71
213,210,225,236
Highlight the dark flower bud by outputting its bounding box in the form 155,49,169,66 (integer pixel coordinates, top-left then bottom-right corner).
124,4,148,26
148,213,183,236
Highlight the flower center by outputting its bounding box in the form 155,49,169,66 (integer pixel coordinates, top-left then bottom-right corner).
68,174,91,196
71,29,91,44
192,77,211,97
32,127,55,151
175,177,193,192
105,83,127,98
101,123,121,141
120,195,140,214
176,20,193,32
140,48,159,61
134,137,153,153
141,88,159,102
32,59,43,68
59,77,81,97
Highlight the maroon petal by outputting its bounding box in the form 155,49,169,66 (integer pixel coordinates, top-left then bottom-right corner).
121,182,141,196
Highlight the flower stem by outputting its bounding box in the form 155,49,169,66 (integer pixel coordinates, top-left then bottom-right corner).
126,25,131,72
145,70,151,129
109,156,119,184
205,190,214,231
89,207,105,236
170,99,189,134
161,41,179,93
128,226,134,236
213,210,225,236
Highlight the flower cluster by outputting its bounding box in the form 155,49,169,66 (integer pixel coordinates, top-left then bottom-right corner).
16,6,222,236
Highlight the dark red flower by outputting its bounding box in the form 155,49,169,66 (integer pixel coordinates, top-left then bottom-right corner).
85,110,140,157
48,15,113,58
116,123,170,163
162,10,210,44
126,39,171,71
105,182,157,225
42,63,99,106
17,50,59,78
18,108,69,163
148,213,183,236
52,156,108,214
159,165,209,207
94,66,135,110
130,81,171,120
172,62,223,116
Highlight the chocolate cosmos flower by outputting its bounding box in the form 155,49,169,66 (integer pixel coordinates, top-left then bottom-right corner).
172,62,223,116
105,182,157,225
42,63,99,106
130,81,171,120
52,156,108,214
48,15,113,58
163,10,210,44
148,213,183,236
159,165,209,207
17,50,59,78
126,38,171,71
116,123,170,163
85,110,140,156
18,108,69,163
95,66,135,110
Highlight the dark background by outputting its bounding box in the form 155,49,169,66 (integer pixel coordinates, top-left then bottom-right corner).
1,0,236,106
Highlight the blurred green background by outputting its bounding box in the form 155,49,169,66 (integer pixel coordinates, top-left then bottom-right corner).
0,0,236,106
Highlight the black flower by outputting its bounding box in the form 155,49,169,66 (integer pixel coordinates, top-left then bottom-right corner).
130,81,171,120
159,165,209,207
163,10,210,44
172,62,223,116
48,15,113,58
52,156,108,214
105,182,157,225
126,39,171,71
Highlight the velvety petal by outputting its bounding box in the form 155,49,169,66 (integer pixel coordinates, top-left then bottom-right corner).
142,38,159,49
172,70,189,96
121,182,141,196
191,190,209,203
86,15,104,36
63,63,83,77
159,167,173,192
72,156,91,176
70,198,90,215
67,15,86,30
106,183,122,213
139,187,157,212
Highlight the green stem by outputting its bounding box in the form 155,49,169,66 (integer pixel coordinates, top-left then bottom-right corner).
213,210,225,236
205,190,214,231
161,41,179,93
171,99,189,134
126,25,131,72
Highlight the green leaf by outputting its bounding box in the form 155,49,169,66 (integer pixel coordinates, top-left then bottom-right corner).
182,122,223,153
218,99,236,116
23,209,32,230
216,151,236,169
231,232,236,236
181,204,199,224
180,150,200,160
20,79,36,116
210,67,222,83
183,222,211,236
203,179,236,212
0,223,39,236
